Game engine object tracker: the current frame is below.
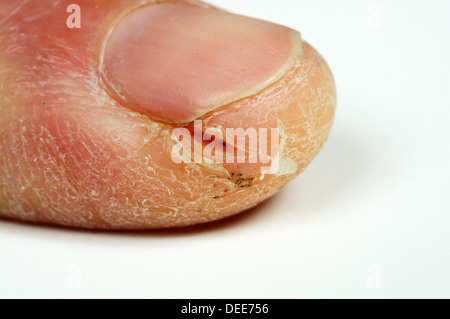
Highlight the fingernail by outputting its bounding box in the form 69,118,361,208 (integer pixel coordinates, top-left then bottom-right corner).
101,2,301,124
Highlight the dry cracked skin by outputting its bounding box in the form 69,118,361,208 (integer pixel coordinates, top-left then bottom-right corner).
0,0,336,229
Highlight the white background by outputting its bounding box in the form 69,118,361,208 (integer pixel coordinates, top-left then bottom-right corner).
0,0,449,298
